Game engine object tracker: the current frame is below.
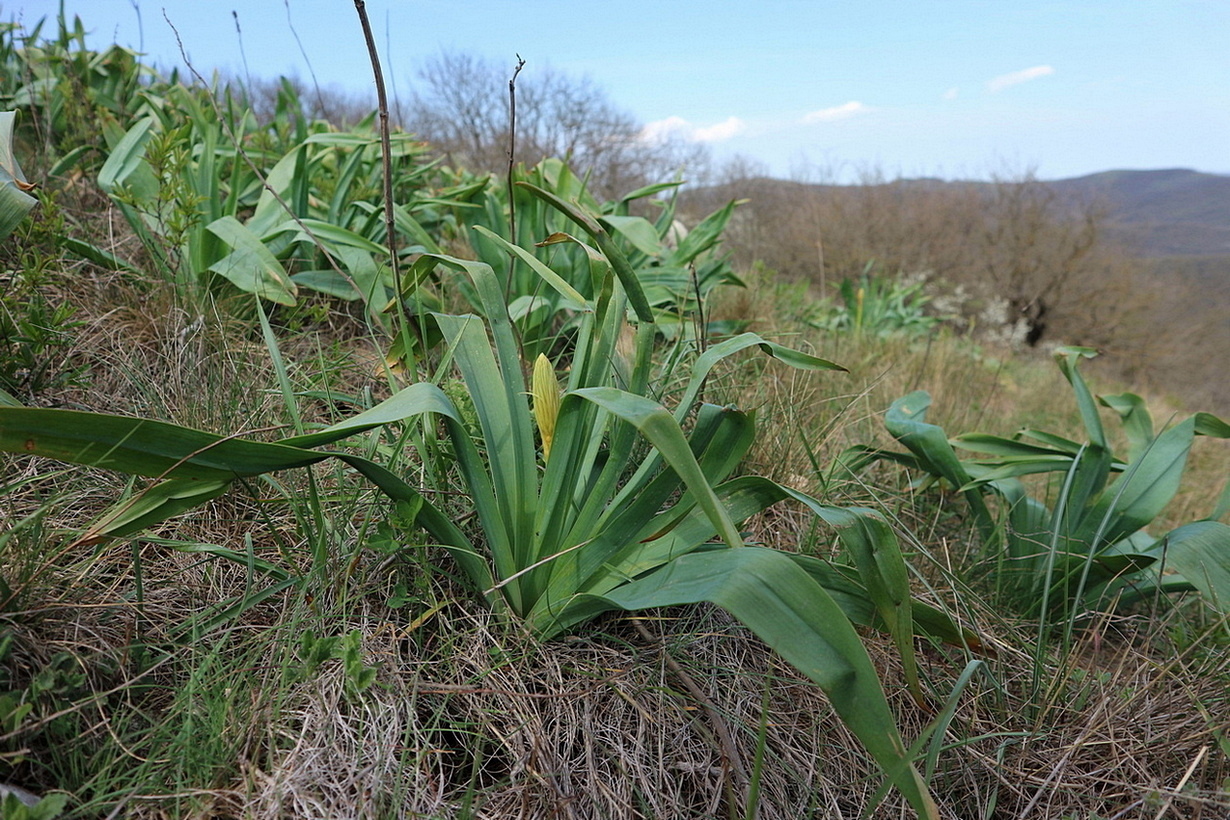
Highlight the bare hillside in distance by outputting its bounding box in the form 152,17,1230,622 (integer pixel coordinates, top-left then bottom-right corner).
683,167,1230,412
1047,168,1230,257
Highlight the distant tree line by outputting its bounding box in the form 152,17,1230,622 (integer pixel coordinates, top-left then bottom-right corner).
235,52,709,200
233,54,1221,410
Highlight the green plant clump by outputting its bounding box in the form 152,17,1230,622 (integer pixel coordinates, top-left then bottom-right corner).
804,262,940,339
847,346,1230,631
0,177,972,817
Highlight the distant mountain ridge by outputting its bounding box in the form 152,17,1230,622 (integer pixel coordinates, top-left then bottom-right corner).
705,168,1229,259
1044,169,1230,257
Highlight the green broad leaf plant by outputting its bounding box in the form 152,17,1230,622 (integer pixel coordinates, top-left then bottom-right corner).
847,346,1230,625
0,184,957,818
93,81,464,318
0,111,36,241
452,158,745,359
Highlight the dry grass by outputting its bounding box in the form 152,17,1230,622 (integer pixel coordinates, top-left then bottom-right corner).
3,193,1229,820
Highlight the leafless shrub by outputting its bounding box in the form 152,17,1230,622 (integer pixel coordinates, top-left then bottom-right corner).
404,51,709,199
687,164,1225,409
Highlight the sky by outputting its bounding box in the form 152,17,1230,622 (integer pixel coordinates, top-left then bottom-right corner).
7,0,1229,182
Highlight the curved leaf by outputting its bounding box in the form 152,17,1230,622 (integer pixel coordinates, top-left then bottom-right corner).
592,547,938,819
1162,520,1230,613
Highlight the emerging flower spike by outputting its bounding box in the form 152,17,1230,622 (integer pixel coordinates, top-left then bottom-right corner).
532,353,561,461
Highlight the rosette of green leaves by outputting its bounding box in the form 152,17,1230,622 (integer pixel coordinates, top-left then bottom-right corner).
848,346,1230,625
0,185,953,817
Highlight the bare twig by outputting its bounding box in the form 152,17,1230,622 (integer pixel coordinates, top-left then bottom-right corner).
352,0,401,300
505,55,527,299
284,0,327,118
631,618,750,809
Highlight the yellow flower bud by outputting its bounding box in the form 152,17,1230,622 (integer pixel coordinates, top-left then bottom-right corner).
532,353,561,461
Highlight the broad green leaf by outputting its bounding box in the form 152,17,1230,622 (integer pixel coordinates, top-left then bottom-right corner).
573,386,745,551
267,217,388,256
955,433,1074,459
885,391,997,544
0,406,323,480
676,332,844,428
600,214,663,257
617,179,683,204
83,478,231,543
1079,417,1195,547
1157,521,1230,613
472,225,590,309
206,215,297,305
671,199,738,265
291,270,362,300
1195,412,1230,439
1098,392,1153,460
517,181,654,323
1054,346,1106,450
97,115,156,199
0,111,36,240
62,236,139,273
280,381,462,449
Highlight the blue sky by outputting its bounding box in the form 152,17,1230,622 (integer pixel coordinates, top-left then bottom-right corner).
9,0,1229,181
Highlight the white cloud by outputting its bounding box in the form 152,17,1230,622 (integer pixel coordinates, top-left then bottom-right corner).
640,115,745,144
640,116,691,142
986,65,1055,92
801,101,869,124
692,116,745,142
943,87,959,100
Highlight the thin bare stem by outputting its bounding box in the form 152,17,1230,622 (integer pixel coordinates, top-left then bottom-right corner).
505,55,526,299
352,0,400,300
631,618,749,808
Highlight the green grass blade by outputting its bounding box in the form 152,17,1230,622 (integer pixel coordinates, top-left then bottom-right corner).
0,407,327,480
